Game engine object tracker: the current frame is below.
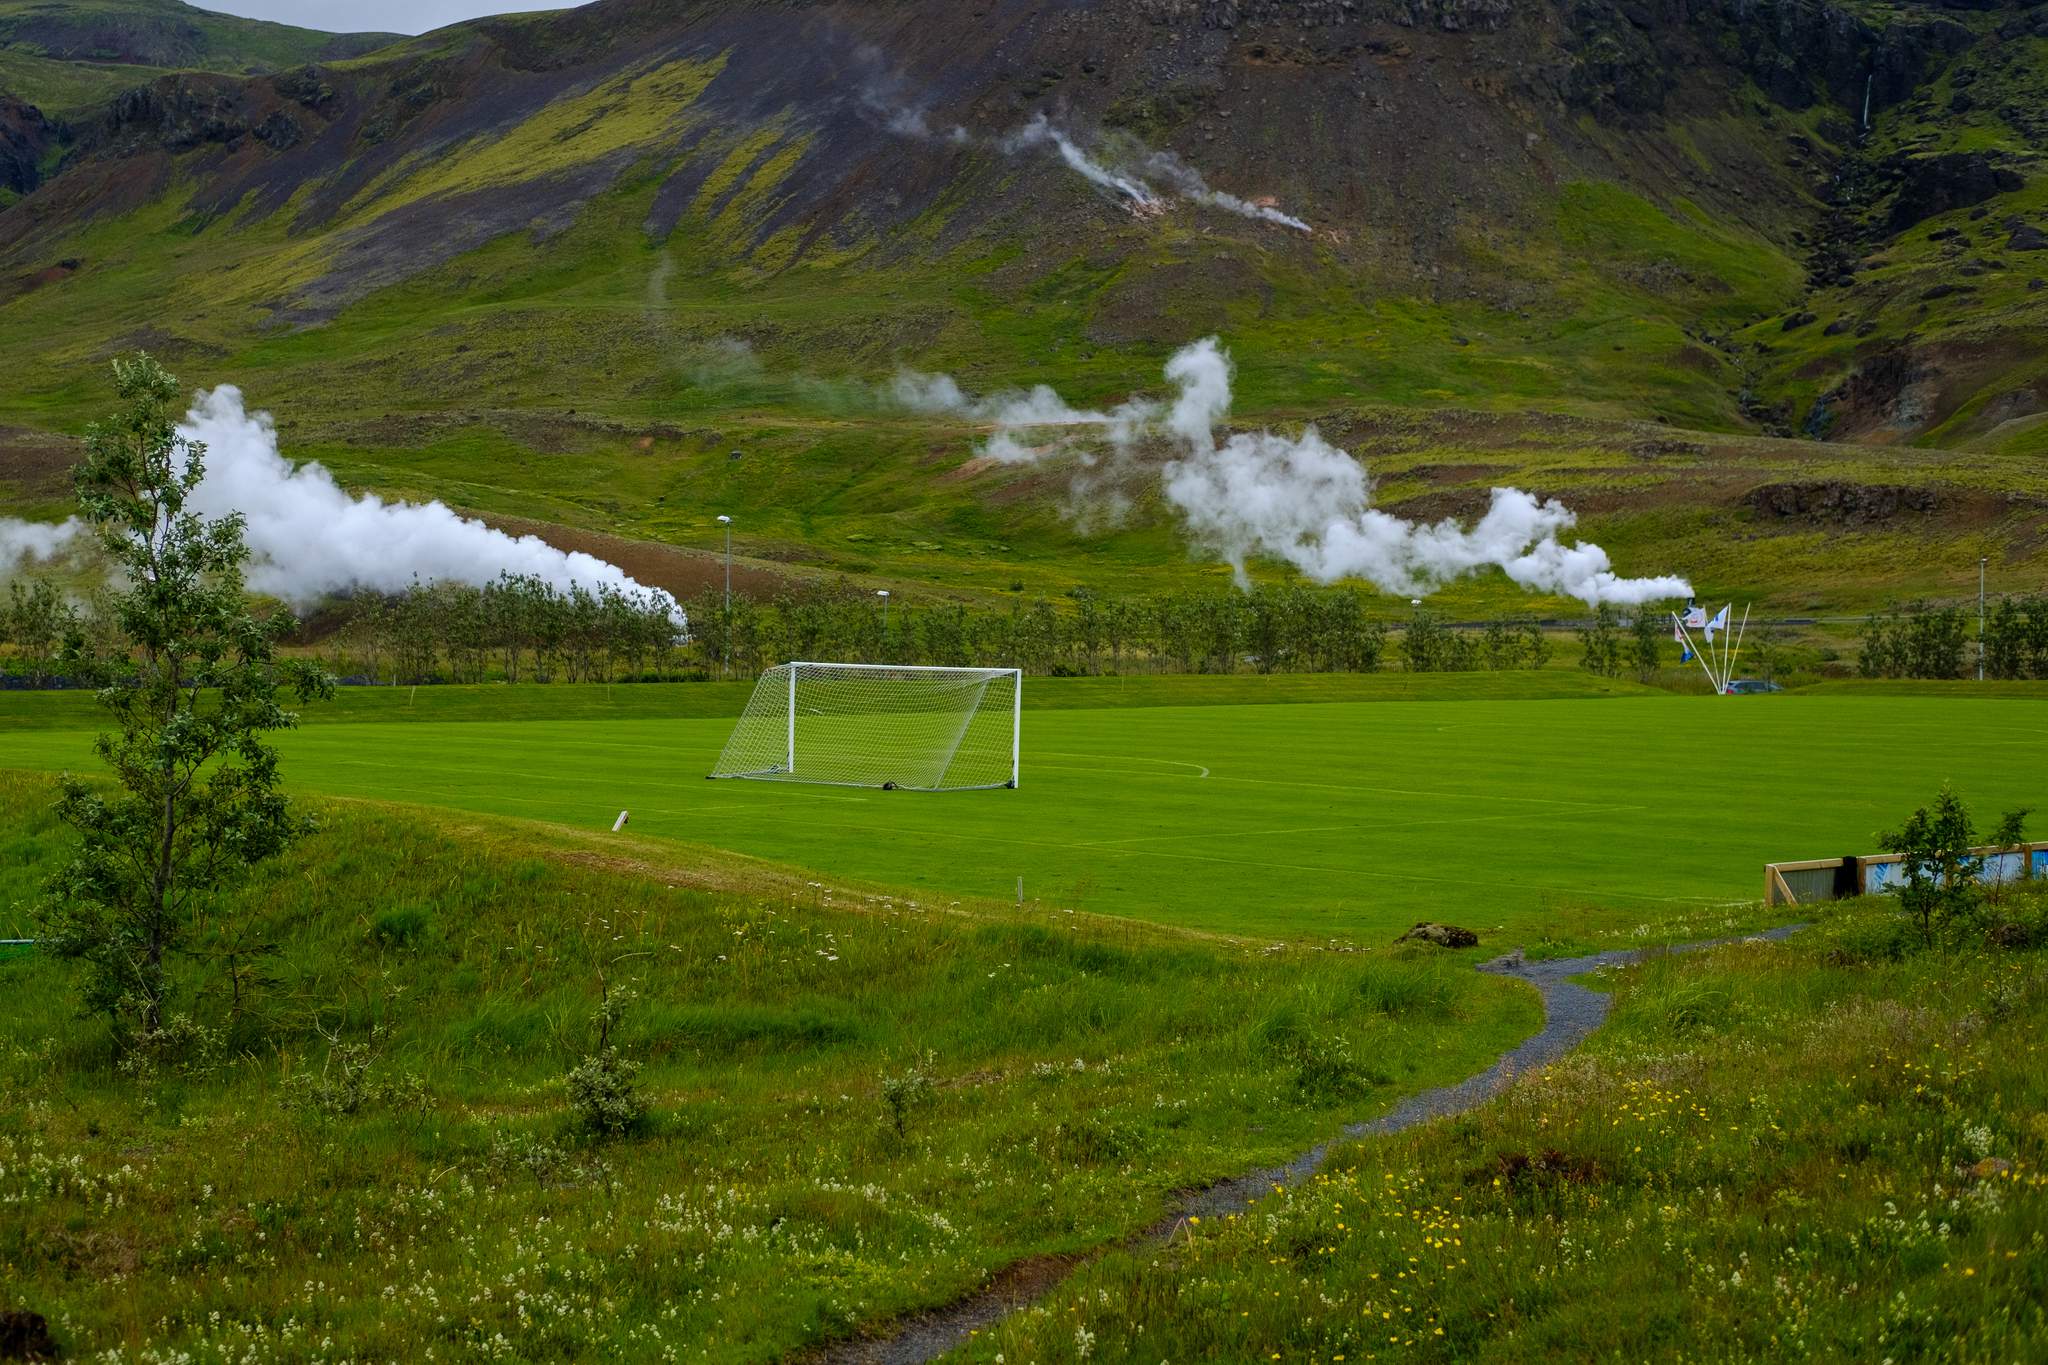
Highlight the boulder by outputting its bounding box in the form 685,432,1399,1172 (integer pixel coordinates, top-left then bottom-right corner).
1398,921,1479,948
1885,151,2023,231
0,1310,56,1361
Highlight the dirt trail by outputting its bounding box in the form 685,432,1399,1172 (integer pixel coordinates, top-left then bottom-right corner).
815,924,1803,1365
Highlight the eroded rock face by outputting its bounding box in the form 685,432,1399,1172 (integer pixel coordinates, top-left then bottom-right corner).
1885,150,2025,230
1744,481,1941,528
0,98,52,198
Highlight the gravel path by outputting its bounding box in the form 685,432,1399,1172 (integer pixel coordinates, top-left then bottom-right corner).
815,924,1803,1365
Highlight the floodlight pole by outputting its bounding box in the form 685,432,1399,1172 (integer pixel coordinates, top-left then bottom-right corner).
716,514,732,679
1979,556,1987,683
877,589,891,643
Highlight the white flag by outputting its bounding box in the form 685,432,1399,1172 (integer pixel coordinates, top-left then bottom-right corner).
1683,606,1707,629
1705,606,1729,642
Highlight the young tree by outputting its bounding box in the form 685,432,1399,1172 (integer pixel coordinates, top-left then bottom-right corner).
1577,605,1622,678
1876,785,1982,947
1629,607,1666,682
4,577,75,687
37,354,332,1041
1400,608,1450,672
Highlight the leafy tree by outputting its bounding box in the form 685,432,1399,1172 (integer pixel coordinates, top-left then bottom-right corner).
1480,617,1522,671
1399,608,1451,672
1577,605,1622,678
1629,607,1667,681
1876,785,1982,947
4,577,75,687
1068,586,1103,674
37,354,331,1041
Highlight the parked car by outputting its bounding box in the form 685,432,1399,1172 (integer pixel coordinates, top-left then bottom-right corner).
1725,678,1783,695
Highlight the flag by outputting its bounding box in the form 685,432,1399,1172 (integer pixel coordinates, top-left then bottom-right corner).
1705,605,1729,642
1683,605,1707,629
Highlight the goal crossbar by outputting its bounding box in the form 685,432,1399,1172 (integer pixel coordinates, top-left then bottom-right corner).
708,662,1021,792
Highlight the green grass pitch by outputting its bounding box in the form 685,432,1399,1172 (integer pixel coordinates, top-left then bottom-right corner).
3,678,2038,941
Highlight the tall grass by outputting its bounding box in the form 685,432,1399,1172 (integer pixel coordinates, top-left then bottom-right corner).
0,771,1536,1362
978,896,2048,1361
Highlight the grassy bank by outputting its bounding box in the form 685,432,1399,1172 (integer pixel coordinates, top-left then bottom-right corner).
0,772,1536,1363
975,893,2048,1361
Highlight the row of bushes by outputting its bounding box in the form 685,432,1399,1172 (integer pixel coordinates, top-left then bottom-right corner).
1859,596,2048,680
5,576,1757,686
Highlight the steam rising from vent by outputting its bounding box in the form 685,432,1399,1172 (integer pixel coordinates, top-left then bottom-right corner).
2,390,684,625
0,516,82,575
1005,115,1162,212
857,63,1310,234
1137,150,1311,233
894,338,1692,608
1002,115,1312,233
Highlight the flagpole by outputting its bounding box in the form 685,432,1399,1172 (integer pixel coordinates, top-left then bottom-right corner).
1672,615,1722,694
1717,603,1732,693
1723,604,1750,690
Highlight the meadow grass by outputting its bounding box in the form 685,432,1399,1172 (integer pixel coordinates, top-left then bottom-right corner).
5,684,2040,943
974,892,2048,1362
0,772,1536,1363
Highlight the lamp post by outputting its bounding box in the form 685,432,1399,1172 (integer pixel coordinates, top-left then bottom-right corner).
716,515,732,679
1979,555,1987,682
716,515,732,612
877,589,891,647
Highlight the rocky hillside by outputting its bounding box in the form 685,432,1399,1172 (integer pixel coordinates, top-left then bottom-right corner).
0,0,399,115
0,0,2041,607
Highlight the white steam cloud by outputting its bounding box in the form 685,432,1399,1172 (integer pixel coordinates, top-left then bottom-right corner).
1002,115,1311,233
1,389,684,624
1138,149,1312,233
896,338,1692,608
1005,115,1162,212
857,65,1310,235
0,516,82,575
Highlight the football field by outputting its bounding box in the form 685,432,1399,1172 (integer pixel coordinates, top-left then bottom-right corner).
2,683,2038,940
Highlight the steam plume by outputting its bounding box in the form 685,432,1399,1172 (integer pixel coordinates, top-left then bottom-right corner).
857,67,1309,234
1139,150,1311,233
2,389,684,624
1005,115,1161,211
0,516,82,575
897,338,1692,608
176,387,682,618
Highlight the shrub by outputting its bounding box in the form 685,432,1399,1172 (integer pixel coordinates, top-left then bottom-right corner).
880,1052,936,1138
284,1027,427,1117
116,1012,224,1082
565,986,647,1140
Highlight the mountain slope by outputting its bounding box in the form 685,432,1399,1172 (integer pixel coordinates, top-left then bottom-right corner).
0,0,400,114
0,0,2042,613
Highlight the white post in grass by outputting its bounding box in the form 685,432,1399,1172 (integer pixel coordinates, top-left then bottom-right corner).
1011,668,1022,788
786,664,797,774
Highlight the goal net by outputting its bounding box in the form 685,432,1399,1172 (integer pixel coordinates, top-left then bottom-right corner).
708,663,1021,791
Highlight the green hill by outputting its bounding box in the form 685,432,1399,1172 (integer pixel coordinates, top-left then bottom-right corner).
0,0,400,113
0,0,2043,614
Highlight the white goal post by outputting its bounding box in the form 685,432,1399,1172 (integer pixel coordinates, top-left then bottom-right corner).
708,662,1021,791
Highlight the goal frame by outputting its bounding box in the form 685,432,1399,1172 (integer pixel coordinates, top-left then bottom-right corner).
709,661,1022,791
